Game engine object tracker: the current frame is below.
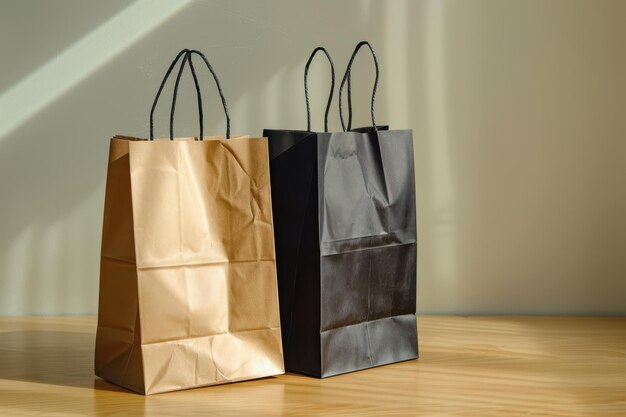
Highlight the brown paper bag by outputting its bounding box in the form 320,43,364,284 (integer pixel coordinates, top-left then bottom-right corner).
95,49,284,394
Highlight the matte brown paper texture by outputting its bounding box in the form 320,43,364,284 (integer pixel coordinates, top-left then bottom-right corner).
95,50,284,394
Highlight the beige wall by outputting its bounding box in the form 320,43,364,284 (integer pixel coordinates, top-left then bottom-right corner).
1,0,625,315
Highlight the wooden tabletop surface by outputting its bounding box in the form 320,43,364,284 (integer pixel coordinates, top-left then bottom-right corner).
0,316,624,416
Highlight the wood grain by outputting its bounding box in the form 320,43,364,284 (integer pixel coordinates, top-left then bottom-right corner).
0,316,625,416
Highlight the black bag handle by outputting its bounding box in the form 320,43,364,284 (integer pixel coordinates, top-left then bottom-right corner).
304,47,335,132
168,50,200,140
149,49,231,140
339,41,380,132
184,50,231,139
149,49,191,140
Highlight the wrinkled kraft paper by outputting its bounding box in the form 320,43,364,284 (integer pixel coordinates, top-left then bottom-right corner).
264,126,418,378
95,135,284,394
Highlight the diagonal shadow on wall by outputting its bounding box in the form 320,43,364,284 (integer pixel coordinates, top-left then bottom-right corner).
0,0,392,315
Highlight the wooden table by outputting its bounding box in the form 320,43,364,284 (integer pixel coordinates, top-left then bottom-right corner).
0,316,625,416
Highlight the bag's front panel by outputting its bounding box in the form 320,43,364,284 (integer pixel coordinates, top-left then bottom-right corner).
128,137,282,393
317,130,418,376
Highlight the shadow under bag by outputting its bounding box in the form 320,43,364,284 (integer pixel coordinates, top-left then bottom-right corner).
264,42,418,378
95,49,284,394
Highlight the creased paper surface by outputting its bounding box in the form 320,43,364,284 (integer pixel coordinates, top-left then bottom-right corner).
96,136,284,394
265,127,418,378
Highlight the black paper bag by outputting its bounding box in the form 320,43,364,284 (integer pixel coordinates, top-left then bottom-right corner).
264,42,418,378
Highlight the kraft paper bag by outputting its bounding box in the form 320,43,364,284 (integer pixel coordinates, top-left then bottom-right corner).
95,49,284,394
263,43,418,378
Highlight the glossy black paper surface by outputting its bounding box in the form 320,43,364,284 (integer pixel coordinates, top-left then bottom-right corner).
265,127,418,377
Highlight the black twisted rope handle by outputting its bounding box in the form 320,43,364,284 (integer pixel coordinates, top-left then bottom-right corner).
304,47,335,132
149,49,231,140
339,41,380,132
